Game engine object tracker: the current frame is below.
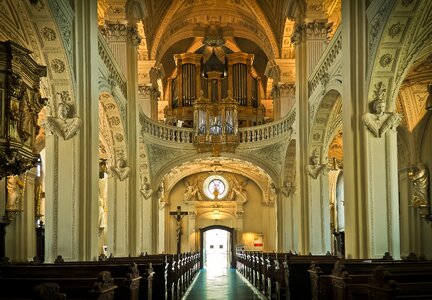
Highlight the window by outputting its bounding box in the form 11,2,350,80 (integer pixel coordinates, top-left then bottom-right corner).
203,175,229,200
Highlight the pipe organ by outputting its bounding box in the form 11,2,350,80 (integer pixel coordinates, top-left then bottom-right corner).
165,52,264,128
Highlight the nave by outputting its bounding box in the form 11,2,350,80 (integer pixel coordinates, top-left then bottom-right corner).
183,268,264,300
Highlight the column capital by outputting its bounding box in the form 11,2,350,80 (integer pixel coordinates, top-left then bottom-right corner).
291,21,333,45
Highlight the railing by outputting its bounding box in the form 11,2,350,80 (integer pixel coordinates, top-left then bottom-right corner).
140,110,295,145
140,114,195,143
98,31,127,98
308,27,342,96
238,110,295,143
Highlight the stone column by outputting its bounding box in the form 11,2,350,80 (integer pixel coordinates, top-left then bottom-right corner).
294,19,332,255
126,24,141,256
43,0,99,262
342,1,401,259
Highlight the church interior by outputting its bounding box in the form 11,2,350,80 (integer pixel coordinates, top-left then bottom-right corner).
0,0,432,298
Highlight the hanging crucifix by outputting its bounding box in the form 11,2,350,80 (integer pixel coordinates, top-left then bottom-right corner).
170,206,188,254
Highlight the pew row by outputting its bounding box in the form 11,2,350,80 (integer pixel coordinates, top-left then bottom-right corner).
0,252,199,300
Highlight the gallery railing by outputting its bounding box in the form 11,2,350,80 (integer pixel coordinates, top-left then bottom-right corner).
139,109,295,145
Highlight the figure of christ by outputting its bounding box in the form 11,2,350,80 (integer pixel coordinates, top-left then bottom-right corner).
170,206,188,254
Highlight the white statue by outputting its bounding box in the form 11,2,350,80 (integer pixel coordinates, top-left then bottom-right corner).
183,179,202,202
363,99,401,138
98,198,107,230
140,176,153,199
281,181,295,197
229,177,248,202
111,157,131,181
43,101,81,140
158,182,166,209
306,150,327,179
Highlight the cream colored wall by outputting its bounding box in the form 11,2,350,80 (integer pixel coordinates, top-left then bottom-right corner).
163,175,277,254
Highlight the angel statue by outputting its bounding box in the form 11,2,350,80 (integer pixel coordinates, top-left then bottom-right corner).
183,177,202,202
230,176,248,203
363,99,401,138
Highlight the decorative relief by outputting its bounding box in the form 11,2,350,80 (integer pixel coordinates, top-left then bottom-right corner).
138,85,152,97
42,91,81,140
402,0,414,7
264,182,277,207
291,21,332,45
50,59,65,73
306,149,327,179
111,156,130,181
140,176,153,199
51,0,73,68
41,27,56,41
379,53,393,68
369,1,391,57
281,181,296,197
408,162,431,220
104,103,116,110
100,22,128,39
319,72,330,95
363,82,401,138
388,22,403,38
109,116,120,126
114,133,123,142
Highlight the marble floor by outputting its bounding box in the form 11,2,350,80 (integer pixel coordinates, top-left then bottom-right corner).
183,268,265,300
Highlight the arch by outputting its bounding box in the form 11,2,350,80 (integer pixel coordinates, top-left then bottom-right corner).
309,89,342,159
98,92,127,165
199,225,235,269
157,156,277,204
150,1,279,62
283,139,296,186
367,0,432,112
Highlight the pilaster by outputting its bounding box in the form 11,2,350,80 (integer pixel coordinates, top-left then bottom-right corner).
342,0,402,259
126,24,141,256
44,0,99,262
294,19,331,255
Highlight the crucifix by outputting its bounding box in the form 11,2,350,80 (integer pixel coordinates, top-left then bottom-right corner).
170,206,188,254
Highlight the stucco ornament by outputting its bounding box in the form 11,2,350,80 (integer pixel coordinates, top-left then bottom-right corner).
43,92,81,140
140,176,153,199
363,83,401,138
111,157,131,181
408,162,430,220
306,149,327,179
281,181,296,197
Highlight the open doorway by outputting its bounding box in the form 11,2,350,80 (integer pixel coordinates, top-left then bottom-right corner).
199,225,235,269
204,229,229,269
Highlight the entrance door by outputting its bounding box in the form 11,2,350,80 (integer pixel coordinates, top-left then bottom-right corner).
199,226,235,269
204,229,229,269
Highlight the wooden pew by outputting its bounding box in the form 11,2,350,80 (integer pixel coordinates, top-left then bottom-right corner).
312,258,432,300
105,252,199,300
0,269,118,300
367,265,432,299
236,251,338,300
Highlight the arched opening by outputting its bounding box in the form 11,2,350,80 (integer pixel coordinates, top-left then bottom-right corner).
199,225,234,269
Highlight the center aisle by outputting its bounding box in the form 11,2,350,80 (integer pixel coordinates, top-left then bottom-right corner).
183,268,265,300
